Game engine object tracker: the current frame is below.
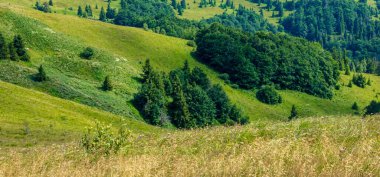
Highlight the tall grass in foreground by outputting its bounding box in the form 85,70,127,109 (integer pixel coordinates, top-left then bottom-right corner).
1,116,380,176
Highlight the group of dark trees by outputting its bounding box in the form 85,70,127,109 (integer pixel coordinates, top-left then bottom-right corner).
134,60,249,128
170,0,187,15
34,0,53,13
281,0,380,61
77,4,96,18
201,5,278,33
0,34,30,62
195,23,339,99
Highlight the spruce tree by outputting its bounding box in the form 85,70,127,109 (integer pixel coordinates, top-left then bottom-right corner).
99,7,106,21
48,0,53,6
77,6,83,17
181,0,186,9
352,102,359,111
120,0,127,9
106,3,115,19
172,0,177,9
0,33,7,60
35,65,47,82
13,35,30,62
288,105,297,121
102,76,113,91
278,2,284,17
8,43,17,61
170,75,192,128
142,59,153,82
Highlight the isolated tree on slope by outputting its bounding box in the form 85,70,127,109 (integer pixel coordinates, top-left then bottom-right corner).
102,76,113,91
0,33,7,60
48,0,53,6
288,105,297,121
35,65,47,82
77,6,83,17
99,7,106,21
13,35,30,61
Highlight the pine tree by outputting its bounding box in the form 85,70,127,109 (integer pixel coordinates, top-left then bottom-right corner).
181,0,186,9
35,65,47,82
106,3,115,19
278,2,284,17
288,105,297,121
120,0,127,9
48,0,53,6
352,102,359,111
0,33,7,60
177,4,183,15
77,6,83,17
102,76,113,91
13,35,30,61
172,0,177,9
8,43,17,61
95,4,98,9
99,7,106,21
170,75,192,128
142,59,153,82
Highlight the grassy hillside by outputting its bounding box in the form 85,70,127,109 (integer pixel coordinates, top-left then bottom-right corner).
0,80,160,147
2,115,380,176
0,4,379,122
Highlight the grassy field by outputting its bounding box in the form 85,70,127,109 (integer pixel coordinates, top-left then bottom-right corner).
0,3,379,123
0,80,161,147
1,115,380,176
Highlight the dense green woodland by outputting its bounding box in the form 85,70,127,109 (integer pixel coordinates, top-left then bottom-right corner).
281,0,380,62
196,23,339,98
134,60,248,128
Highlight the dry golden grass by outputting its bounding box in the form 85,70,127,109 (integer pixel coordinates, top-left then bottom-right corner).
1,115,380,177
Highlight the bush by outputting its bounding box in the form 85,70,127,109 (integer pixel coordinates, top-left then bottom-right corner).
364,100,380,116
80,47,95,59
256,86,282,105
352,74,367,88
186,40,196,47
80,121,131,156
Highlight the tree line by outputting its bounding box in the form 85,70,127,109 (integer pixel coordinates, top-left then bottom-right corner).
133,60,249,128
281,0,380,62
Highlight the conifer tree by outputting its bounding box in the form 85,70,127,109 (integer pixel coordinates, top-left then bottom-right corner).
177,4,183,15
48,0,53,6
99,7,106,21
0,33,7,60
120,0,127,9
288,105,297,121
8,43,17,61
102,76,113,91
170,75,192,128
181,0,186,9
278,2,284,17
172,0,177,9
142,59,153,82
77,6,83,17
13,35,30,61
106,3,115,19
35,65,47,82
352,102,359,111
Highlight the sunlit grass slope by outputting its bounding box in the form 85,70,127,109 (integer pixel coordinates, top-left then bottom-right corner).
2,115,380,176
0,4,379,122
0,80,160,147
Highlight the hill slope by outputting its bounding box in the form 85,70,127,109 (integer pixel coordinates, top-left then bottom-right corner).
0,80,159,147
0,4,379,122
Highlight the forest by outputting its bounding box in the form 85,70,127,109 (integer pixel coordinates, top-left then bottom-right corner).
195,23,340,98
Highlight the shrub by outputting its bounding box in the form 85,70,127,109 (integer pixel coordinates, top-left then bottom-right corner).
364,100,380,116
256,86,282,105
352,102,359,111
102,76,113,91
80,122,131,156
288,105,297,121
352,74,367,88
34,65,48,82
80,47,94,59
186,40,196,47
